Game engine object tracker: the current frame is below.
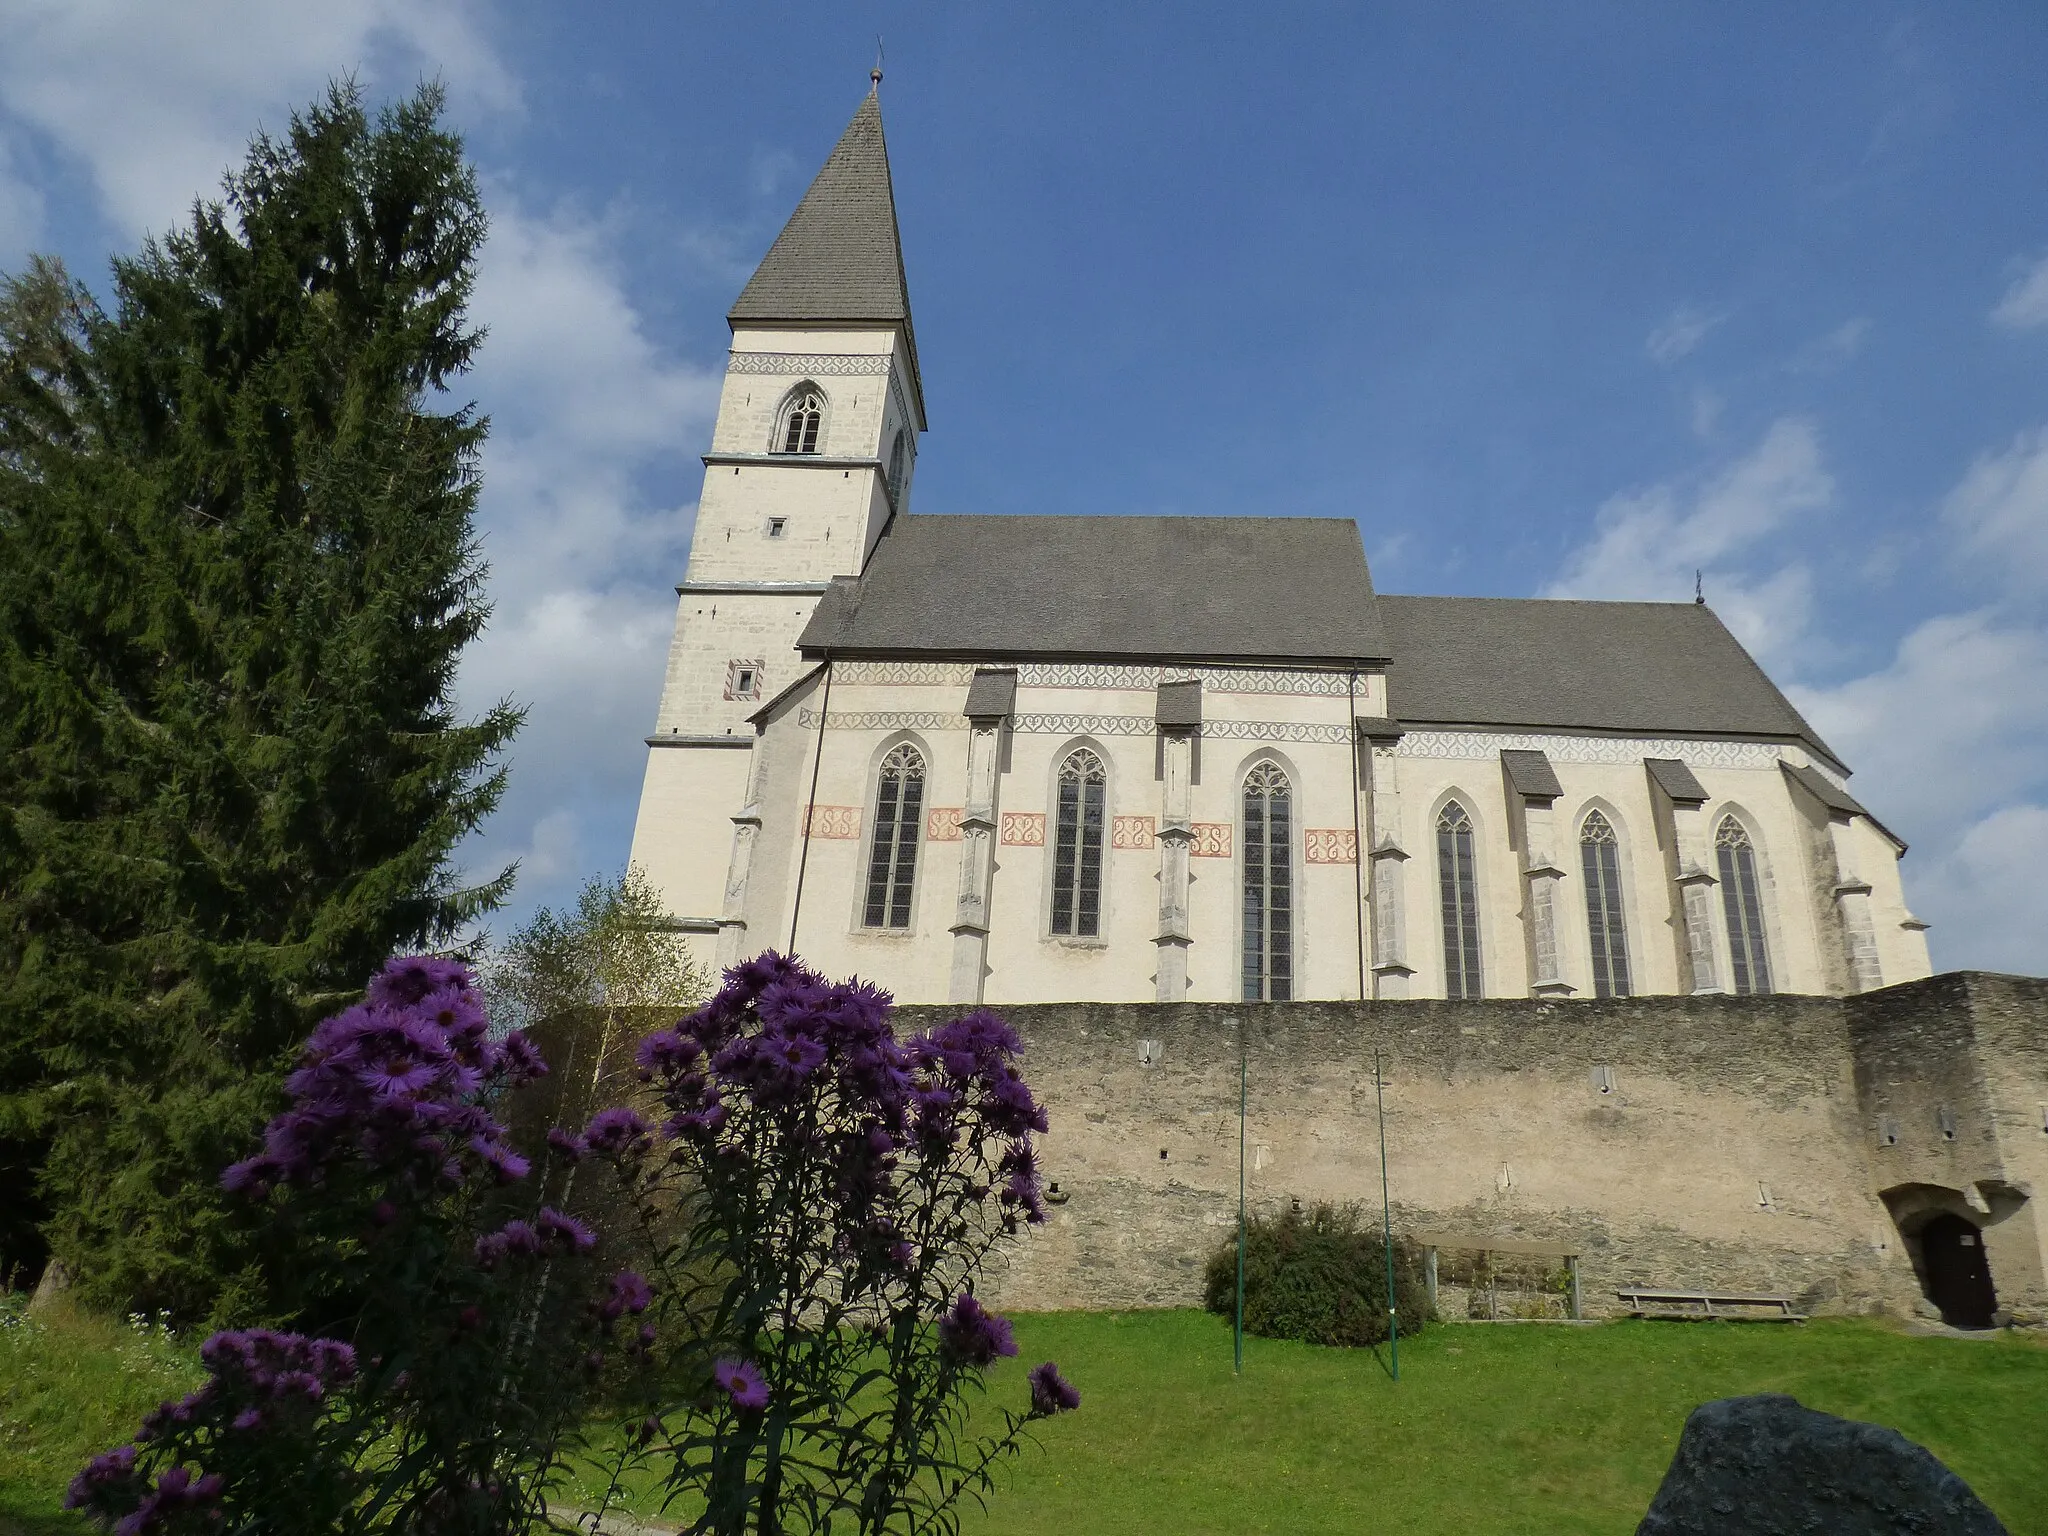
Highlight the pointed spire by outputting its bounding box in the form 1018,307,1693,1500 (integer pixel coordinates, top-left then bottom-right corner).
730,89,924,424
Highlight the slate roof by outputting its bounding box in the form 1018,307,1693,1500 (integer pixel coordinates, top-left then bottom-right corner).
798,515,1387,665
729,92,925,426
1500,749,1564,801
1377,595,1838,766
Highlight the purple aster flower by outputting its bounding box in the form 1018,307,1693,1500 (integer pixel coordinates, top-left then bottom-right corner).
938,1294,1017,1367
498,1030,548,1083
537,1207,597,1254
1028,1361,1081,1415
712,1357,769,1413
232,1407,264,1431
609,1270,654,1315
635,1028,703,1076
368,955,474,1008
547,1127,590,1161
584,1106,650,1156
472,1137,530,1184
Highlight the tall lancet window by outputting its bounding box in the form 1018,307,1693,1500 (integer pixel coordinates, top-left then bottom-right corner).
1437,801,1483,999
778,387,824,454
887,428,908,503
862,744,924,929
1050,748,1107,937
1241,762,1294,1002
1715,817,1773,995
1579,810,1632,999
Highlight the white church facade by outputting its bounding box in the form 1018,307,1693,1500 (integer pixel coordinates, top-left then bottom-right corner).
628,84,1931,1008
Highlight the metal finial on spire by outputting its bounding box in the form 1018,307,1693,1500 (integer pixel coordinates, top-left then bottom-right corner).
872,36,883,93
1695,569,1705,605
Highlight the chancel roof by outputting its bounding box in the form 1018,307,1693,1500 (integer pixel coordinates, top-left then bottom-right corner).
1378,594,1839,765
798,514,1387,666
728,91,925,426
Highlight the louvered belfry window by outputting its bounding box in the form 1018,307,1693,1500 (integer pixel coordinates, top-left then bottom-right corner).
1049,749,1107,937
1437,800,1483,999
1241,762,1294,1002
1715,817,1774,995
779,389,823,454
862,745,924,929
1579,810,1632,999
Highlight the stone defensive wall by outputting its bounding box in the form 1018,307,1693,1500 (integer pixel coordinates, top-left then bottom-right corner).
899,972,2048,1324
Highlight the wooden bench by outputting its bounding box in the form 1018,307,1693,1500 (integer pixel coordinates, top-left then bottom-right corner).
1616,1287,1802,1321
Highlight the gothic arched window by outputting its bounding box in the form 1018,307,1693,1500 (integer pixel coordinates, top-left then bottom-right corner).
1050,748,1107,937
887,428,908,503
1579,810,1631,999
862,744,924,929
1715,816,1773,995
1437,800,1483,999
1241,762,1294,1002
778,387,824,454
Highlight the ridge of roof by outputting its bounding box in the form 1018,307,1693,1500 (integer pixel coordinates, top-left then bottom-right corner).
728,92,925,427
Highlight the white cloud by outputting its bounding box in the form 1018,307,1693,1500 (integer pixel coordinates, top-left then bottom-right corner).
1913,806,2048,973
1991,249,2048,331
1544,417,1831,665
0,138,46,251
1789,317,1872,373
0,0,514,240
1645,303,1728,365
448,196,720,918
1940,425,2048,594
1791,613,2048,975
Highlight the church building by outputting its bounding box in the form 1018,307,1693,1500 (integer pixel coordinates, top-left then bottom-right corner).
628,83,1931,1008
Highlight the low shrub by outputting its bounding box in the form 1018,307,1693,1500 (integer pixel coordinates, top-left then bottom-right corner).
1203,1203,1431,1348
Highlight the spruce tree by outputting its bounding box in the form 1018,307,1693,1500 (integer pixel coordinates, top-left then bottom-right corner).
0,82,519,1319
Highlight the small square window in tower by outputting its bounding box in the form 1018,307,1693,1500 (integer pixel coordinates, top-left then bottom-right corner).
766,516,788,539
724,659,765,702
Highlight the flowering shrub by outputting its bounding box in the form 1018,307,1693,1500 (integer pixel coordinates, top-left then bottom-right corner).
70,952,1074,1536
67,956,617,1534
575,952,1078,1536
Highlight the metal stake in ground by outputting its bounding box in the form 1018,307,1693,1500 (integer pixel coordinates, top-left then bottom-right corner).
1376,1045,1399,1382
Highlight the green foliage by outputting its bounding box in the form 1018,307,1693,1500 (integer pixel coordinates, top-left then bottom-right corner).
482,866,711,1034
1202,1203,1430,1348
0,81,519,1323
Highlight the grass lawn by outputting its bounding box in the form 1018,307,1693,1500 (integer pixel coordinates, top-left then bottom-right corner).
6,1304,2044,1534
949,1311,2048,1536
0,1301,202,1536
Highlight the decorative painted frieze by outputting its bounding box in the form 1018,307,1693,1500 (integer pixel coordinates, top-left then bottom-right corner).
1304,828,1359,864
800,804,861,839
826,661,1358,695
1190,823,1233,858
999,813,1046,846
798,710,961,731
926,807,964,842
1112,815,1157,849
1397,730,1786,771
728,351,894,377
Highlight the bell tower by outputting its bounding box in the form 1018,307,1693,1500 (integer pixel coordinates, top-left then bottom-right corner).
629,79,926,954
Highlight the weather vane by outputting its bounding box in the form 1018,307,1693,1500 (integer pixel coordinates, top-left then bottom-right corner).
873,36,884,91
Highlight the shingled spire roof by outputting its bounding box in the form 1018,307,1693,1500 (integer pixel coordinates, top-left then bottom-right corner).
729,87,925,426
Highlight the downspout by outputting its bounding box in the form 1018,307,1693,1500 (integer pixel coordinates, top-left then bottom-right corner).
1349,671,1367,1001
788,654,834,954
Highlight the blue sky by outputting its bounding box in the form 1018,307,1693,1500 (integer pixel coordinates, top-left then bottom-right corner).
5,4,2047,972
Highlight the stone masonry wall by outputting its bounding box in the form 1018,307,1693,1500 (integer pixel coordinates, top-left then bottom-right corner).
897,975,2047,1321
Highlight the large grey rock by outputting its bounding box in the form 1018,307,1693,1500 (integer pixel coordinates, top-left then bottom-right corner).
1638,1394,2006,1534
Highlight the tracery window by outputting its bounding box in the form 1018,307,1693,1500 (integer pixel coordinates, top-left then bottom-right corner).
1049,748,1107,937
1579,810,1631,999
862,744,924,929
778,388,824,454
1715,817,1773,995
1241,762,1294,1002
887,428,908,503
1437,800,1483,999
